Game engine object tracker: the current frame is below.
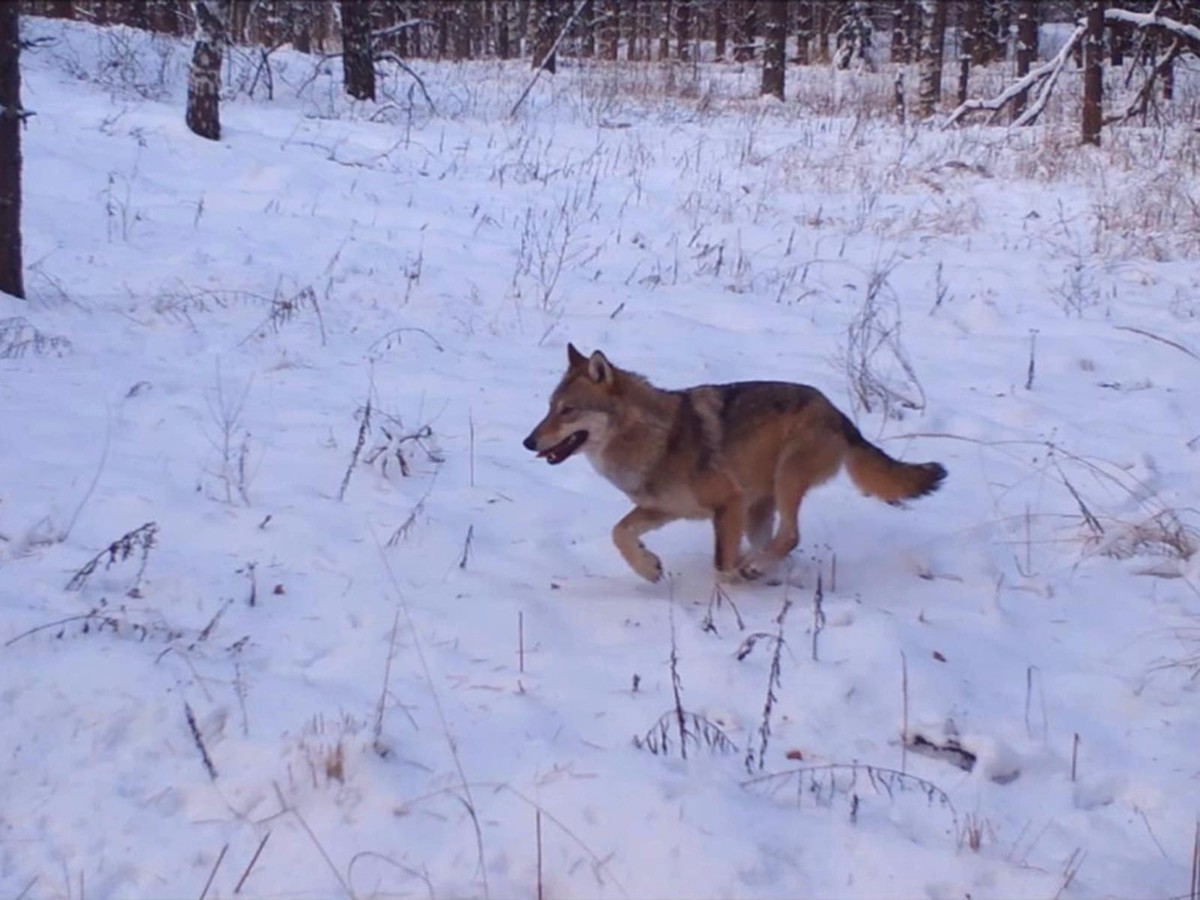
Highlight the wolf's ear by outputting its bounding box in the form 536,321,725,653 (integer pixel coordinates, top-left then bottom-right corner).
587,350,614,385
567,343,586,368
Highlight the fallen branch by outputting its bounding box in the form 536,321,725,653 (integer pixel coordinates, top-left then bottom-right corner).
944,24,1084,129
1105,38,1183,126
509,0,590,118
373,50,437,115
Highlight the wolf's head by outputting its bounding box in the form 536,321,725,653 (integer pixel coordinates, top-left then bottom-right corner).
523,343,619,465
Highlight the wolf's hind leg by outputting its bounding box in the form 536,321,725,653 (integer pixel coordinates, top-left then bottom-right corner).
613,507,674,582
744,497,776,551
740,476,808,580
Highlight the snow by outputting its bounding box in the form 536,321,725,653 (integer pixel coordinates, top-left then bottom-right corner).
3,17,1199,900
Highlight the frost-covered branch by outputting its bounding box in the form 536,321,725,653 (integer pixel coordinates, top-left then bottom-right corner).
371,18,431,41
1105,7,1200,53
944,24,1084,129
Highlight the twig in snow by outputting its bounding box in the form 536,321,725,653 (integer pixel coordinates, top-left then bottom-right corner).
811,573,826,662
372,607,402,757
198,843,229,900
701,580,744,635
669,599,688,760
535,809,544,900
901,651,910,773
234,831,271,895
1189,821,1200,900
374,50,437,114
185,701,218,780
518,611,525,674
338,380,372,501
747,590,792,773
1025,330,1038,390
458,524,475,570
1052,848,1086,900
65,522,158,594
1114,324,1200,363
290,808,354,898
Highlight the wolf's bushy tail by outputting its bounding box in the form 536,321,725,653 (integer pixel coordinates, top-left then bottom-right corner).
840,417,946,505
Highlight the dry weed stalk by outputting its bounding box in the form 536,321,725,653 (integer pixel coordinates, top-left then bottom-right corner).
635,596,737,759
65,521,158,594
743,763,957,832
185,701,218,780
373,531,490,898
745,591,792,774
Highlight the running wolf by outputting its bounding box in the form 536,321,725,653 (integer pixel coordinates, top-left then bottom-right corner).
523,344,946,582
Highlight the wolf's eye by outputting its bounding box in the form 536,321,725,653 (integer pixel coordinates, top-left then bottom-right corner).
559,405,575,416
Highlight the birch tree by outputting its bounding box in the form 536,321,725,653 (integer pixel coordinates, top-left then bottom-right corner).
185,0,229,141
917,0,947,118
761,0,787,99
1082,0,1104,145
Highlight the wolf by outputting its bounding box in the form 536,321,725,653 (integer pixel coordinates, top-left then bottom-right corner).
523,344,946,583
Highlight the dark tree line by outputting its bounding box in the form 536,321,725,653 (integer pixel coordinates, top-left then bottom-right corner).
3,1,1196,297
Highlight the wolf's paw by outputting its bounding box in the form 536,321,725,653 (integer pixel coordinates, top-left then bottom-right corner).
716,567,745,585
738,563,764,582
631,551,664,583
737,554,773,582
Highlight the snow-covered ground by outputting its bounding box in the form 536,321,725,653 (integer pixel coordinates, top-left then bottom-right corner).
3,18,1199,900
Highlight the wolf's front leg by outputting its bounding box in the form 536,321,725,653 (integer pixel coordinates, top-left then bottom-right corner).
711,501,746,581
612,507,675,582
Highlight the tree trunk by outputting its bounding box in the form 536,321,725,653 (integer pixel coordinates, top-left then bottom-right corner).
1108,11,1127,66
532,0,558,72
341,0,375,99
186,0,229,140
795,1,811,64
454,5,472,59
579,0,594,57
0,1,24,299
713,0,726,59
916,0,946,118
657,0,670,61
1082,0,1103,145
814,0,831,64
1071,0,1083,67
600,0,618,60
676,0,691,62
988,0,1012,66
626,0,640,60
761,0,786,99
1013,0,1037,117
957,0,976,105
497,0,511,59
891,0,911,63
733,0,757,63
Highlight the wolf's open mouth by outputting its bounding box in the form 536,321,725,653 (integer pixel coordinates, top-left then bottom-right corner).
538,430,588,465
